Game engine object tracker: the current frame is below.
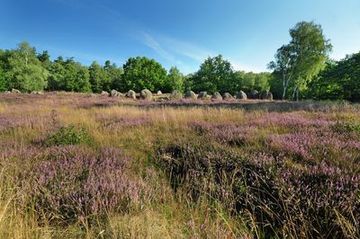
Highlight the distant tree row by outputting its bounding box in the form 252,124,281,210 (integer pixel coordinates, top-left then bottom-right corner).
0,21,359,101
0,43,272,95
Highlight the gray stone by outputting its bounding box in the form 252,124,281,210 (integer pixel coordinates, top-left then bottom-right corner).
110,89,123,97
170,90,183,100
260,91,273,100
11,89,21,94
184,90,197,100
211,92,223,101
101,91,109,96
126,90,137,99
198,91,208,99
31,91,43,95
223,92,234,101
140,89,153,101
236,91,247,100
249,90,259,99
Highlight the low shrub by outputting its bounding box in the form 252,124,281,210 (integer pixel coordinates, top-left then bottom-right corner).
156,141,360,238
44,124,92,146
19,146,143,225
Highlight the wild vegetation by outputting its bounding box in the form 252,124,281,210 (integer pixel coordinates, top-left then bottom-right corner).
0,92,359,238
0,21,359,102
0,18,359,238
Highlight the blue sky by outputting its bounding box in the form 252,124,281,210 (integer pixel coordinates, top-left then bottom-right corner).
1,0,360,73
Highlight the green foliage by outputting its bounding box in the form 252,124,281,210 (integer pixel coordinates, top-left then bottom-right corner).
48,57,91,92
233,71,271,94
5,42,48,92
332,121,360,134
308,53,360,102
45,125,91,146
123,57,167,92
89,61,106,93
105,61,123,92
164,67,184,93
192,55,233,94
269,21,332,100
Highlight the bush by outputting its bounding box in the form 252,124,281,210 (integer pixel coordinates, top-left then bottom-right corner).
20,146,143,224
45,125,91,146
156,141,360,238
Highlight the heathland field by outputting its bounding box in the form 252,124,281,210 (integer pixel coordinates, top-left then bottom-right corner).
0,93,359,238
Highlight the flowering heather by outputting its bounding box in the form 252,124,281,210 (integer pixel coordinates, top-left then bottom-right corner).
0,114,51,132
157,141,360,237
268,130,360,162
278,162,360,237
1,93,360,238
18,146,143,224
97,115,151,130
190,121,257,146
249,112,334,129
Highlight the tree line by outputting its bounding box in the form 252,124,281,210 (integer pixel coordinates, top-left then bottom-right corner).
0,21,359,101
0,43,272,96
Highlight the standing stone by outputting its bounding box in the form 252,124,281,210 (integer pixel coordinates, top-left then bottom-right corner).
185,90,197,100
11,89,21,94
260,91,273,100
170,90,183,100
126,90,137,100
211,92,223,101
236,91,247,100
249,90,259,99
198,91,208,99
101,91,109,96
140,89,153,101
110,89,122,97
223,92,234,101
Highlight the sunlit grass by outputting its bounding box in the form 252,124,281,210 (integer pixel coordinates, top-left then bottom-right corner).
0,93,359,238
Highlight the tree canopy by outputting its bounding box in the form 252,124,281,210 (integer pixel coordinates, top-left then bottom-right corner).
269,21,332,100
122,57,167,92
191,55,233,94
1,21,359,102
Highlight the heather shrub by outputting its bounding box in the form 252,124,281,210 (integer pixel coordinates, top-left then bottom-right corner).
277,162,360,237
44,124,92,146
156,141,360,238
190,121,257,146
97,115,151,130
156,142,283,236
332,121,360,134
19,146,143,224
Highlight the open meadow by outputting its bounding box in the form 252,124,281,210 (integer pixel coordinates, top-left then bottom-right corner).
0,92,359,238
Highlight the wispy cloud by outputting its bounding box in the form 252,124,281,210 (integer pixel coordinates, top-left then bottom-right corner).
159,36,214,62
138,32,264,73
141,32,179,64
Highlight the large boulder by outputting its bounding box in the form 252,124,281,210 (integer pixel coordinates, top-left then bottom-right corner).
126,90,137,100
170,90,183,100
184,90,197,100
235,91,247,100
11,89,21,94
31,91,44,95
223,92,234,101
140,89,153,101
110,89,124,97
101,91,109,96
249,90,259,99
197,91,208,99
260,91,273,100
211,92,223,101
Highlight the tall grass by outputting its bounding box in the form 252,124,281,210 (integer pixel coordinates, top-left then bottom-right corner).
0,92,359,238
